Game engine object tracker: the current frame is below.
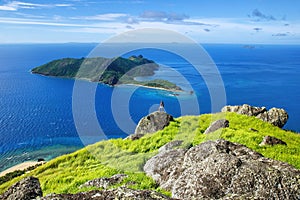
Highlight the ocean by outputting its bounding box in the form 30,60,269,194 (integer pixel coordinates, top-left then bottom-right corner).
0,43,299,172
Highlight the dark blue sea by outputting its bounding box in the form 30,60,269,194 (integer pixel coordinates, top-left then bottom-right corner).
0,43,299,171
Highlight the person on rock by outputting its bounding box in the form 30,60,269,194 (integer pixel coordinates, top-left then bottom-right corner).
159,100,165,112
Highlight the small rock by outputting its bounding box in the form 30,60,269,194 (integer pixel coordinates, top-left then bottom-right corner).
159,140,183,153
204,119,229,134
249,128,258,132
0,176,42,200
259,135,287,146
37,158,45,162
80,174,128,189
127,133,144,140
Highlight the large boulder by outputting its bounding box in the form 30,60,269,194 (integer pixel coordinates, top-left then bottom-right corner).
128,111,174,140
144,139,300,199
40,187,176,200
0,176,42,200
221,104,288,128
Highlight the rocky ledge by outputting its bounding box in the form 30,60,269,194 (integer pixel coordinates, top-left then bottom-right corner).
222,104,289,128
144,139,300,199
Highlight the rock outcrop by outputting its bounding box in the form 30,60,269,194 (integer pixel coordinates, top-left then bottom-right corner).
259,135,287,146
128,111,174,140
80,174,128,189
40,187,176,200
0,176,42,200
204,119,229,134
221,104,288,128
144,139,300,199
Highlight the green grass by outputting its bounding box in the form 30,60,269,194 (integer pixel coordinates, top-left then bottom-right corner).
0,112,299,196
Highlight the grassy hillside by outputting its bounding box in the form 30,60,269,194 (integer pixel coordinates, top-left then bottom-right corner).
0,112,299,196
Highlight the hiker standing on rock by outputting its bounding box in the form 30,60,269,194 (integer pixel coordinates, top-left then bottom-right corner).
159,101,165,112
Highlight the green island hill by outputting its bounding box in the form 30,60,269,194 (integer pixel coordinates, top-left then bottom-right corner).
0,109,299,199
31,55,182,92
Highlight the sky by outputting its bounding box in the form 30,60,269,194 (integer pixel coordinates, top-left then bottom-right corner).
0,0,299,44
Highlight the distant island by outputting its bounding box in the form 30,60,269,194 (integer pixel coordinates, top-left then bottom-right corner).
31,55,182,91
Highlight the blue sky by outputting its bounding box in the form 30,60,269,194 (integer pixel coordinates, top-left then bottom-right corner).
0,0,299,44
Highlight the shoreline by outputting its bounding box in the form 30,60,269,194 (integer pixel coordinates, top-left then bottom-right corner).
32,72,187,94
0,144,83,174
0,161,45,177
117,83,186,94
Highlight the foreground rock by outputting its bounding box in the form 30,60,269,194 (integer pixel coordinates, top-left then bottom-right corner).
128,111,174,140
204,119,229,134
144,139,300,199
221,104,288,128
0,176,42,200
259,135,287,146
40,187,176,200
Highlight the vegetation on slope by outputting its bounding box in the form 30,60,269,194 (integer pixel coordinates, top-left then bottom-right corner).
0,112,299,196
31,55,181,91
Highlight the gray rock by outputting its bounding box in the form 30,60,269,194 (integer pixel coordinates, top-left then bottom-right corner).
222,104,289,128
0,176,42,200
144,139,300,200
221,104,267,116
249,128,258,132
80,174,128,189
259,135,287,146
126,133,144,140
158,140,183,153
40,187,177,200
128,111,174,140
204,119,229,134
259,107,289,128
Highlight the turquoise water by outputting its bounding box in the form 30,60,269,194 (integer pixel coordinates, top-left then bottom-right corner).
0,43,299,171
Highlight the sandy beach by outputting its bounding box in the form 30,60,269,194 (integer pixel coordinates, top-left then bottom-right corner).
0,161,45,177
118,83,186,93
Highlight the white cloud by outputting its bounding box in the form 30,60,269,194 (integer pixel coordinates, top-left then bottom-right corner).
0,5,16,11
55,4,73,7
140,10,189,22
80,13,128,21
0,11,298,44
0,17,88,27
0,1,72,11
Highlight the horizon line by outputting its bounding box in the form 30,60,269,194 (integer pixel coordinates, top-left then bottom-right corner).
0,42,299,45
